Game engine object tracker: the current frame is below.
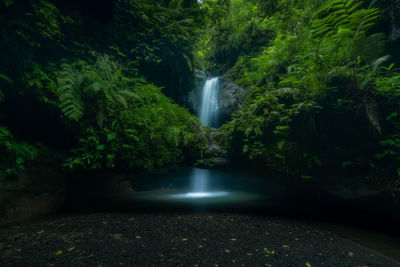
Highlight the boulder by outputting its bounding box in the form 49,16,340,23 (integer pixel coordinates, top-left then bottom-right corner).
218,76,247,124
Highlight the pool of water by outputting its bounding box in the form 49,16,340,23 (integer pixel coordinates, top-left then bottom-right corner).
69,166,400,262
115,166,291,211
130,166,286,194
120,167,400,224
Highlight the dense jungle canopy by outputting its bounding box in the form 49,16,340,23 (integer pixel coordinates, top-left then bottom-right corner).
1,0,400,198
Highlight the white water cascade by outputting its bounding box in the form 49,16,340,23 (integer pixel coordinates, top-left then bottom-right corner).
174,77,226,199
199,77,220,127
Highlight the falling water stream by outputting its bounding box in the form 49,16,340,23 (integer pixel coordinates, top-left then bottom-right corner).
199,77,220,127
185,77,221,197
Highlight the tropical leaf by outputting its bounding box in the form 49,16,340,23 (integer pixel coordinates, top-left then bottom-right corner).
56,55,140,121
57,64,85,121
312,0,380,37
0,74,13,84
354,33,386,64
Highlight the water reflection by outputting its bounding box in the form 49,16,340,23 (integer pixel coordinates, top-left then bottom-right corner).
130,166,266,203
170,168,228,199
171,192,229,199
190,168,208,193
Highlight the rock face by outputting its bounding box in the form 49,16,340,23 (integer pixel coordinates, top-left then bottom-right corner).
195,128,230,169
389,0,400,41
218,75,247,124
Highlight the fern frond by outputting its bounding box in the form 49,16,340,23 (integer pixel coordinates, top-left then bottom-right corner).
113,93,128,108
312,0,381,37
57,64,86,121
56,55,144,121
118,90,140,100
121,77,147,84
353,32,386,63
166,126,180,146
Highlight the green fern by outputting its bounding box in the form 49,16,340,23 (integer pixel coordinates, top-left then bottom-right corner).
312,0,381,37
353,32,386,64
166,126,181,146
57,64,85,121
56,55,141,123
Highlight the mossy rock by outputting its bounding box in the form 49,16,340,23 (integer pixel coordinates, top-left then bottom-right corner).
195,157,230,169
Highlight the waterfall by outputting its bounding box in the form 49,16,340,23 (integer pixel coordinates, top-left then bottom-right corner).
184,167,227,198
187,168,209,197
199,77,220,127
178,77,226,199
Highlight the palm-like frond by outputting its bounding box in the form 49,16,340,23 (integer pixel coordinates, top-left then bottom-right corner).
56,55,142,123
353,33,386,64
312,0,380,37
57,64,85,121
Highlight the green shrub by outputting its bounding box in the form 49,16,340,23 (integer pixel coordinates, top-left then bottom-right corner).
0,127,38,178
58,56,208,170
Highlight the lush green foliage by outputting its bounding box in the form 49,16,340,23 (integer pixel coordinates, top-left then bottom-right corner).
195,0,278,72
0,72,38,179
0,0,207,174
58,56,207,170
1,0,399,194
201,0,400,184
0,127,38,177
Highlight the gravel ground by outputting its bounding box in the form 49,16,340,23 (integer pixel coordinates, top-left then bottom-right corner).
0,213,399,267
